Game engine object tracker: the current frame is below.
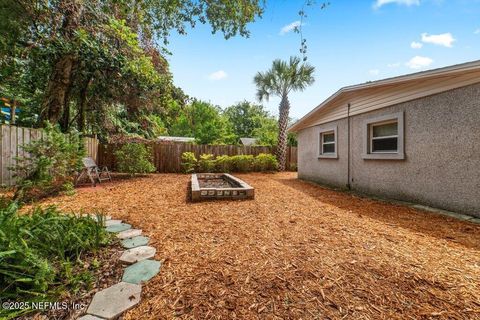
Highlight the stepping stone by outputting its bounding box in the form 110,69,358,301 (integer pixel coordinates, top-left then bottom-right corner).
78,315,104,320
122,260,162,284
106,223,131,233
121,236,150,249
105,219,122,227
117,229,142,240
120,246,156,264
86,282,141,319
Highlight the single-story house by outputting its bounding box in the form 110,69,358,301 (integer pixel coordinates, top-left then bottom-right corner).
289,60,480,217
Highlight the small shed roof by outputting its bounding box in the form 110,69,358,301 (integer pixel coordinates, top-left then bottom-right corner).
157,136,195,143
240,138,258,146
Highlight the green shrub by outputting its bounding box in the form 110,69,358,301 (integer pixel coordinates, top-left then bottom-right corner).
62,181,76,196
231,155,254,172
215,155,233,173
181,152,197,173
288,162,298,171
0,202,110,317
254,153,278,172
114,143,155,175
198,154,215,173
181,152,279,173
13,123,85,202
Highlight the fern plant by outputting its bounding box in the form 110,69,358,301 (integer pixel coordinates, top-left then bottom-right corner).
0,202,110,319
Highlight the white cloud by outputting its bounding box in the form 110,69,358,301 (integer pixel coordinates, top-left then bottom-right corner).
421,32,455,47
410,41,423,49
475,29,480,34
373,0,420,9
208,70,228,80
405,56,433,69
279,21,301,35
368,69,380,76
387,62,401,68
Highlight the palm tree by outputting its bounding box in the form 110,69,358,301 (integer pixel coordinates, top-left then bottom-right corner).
254,56,315,170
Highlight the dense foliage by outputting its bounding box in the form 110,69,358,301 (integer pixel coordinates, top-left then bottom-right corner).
0,0,308,149
181,152,278,173
0,0,264,139
114,143,156,175
181,152,198,173
197,154,216,173
13,124,85,202
224,101,269,138
167,100,296,146
0,202,110,319
169,100,236,144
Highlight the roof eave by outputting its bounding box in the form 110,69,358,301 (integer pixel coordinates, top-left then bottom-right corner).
289,59,480,133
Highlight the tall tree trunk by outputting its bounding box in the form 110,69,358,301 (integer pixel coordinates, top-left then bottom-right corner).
276,93,290,171
60,63,77,132
126,86,141,117
60,96,70,132
77,77,91,133
41,0,82,125
11,100,16,125
42,54,76,124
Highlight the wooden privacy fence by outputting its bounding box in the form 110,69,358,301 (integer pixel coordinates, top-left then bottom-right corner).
98,143,298,173
0,124,297,185
0,125,99,186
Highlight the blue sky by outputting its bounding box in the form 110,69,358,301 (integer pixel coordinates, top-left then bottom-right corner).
166,0,480,119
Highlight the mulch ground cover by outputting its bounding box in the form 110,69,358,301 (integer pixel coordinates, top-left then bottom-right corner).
39,172,480,319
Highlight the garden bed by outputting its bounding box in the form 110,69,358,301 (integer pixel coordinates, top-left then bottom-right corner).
39,173,480,319
191,173,254,201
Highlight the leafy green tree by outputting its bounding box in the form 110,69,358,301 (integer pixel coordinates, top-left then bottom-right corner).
252,116,278,146
0,0,264,137
288,132,298,147
254,56,315,170
170,100,231,144
224,101,268,138
252,116,298,147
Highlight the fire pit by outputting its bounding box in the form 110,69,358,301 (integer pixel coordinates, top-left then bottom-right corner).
191,173,254,201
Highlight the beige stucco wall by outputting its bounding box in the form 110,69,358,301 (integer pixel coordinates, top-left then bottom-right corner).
297,83,480,217
297,118,349,188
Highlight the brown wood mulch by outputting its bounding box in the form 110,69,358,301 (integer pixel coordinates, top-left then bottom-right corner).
39,172,480,320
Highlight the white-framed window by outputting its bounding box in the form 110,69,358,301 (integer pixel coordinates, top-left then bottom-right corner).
318,126,338,159
370,120,398,153
362,112,404,160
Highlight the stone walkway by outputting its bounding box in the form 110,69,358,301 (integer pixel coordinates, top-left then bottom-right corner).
78,215,162,320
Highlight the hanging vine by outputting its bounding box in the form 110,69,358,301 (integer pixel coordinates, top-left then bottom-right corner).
296,1,330,61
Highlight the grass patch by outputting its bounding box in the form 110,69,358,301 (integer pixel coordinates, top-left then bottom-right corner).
0,200,111,319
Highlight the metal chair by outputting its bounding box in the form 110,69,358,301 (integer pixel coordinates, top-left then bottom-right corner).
75,157,112,187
